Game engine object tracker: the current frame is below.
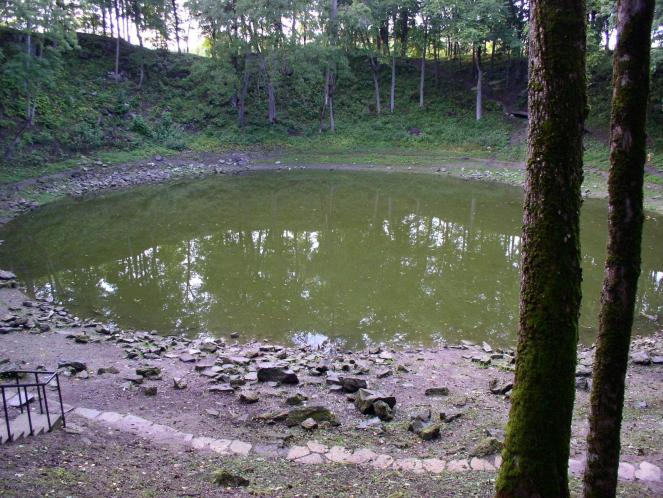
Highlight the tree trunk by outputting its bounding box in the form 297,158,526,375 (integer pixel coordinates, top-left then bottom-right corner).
369,56,381,115
267,76,277,124
475,45,482,121
495,0,587,495
419,20,428,109
390,53,396,113
583,0,655,496
113,0,121,81
238,55,250,129
171,0,181,53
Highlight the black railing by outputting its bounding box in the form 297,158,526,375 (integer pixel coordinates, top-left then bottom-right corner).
1,370,66,442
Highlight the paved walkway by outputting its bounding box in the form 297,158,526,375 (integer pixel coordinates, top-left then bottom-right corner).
71,407,661,483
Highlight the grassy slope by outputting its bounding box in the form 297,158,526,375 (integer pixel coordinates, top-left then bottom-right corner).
0,30,661,185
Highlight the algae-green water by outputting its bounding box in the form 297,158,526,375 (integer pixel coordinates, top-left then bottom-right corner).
1,171,662,347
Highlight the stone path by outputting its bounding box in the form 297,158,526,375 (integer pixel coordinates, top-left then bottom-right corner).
71,407,662,484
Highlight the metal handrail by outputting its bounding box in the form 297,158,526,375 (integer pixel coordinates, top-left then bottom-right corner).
1,370,66,443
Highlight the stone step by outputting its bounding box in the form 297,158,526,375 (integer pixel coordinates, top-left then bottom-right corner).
0,412,62,444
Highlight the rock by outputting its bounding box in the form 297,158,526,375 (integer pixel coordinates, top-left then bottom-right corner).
257,365,299,384
194,359,215,371
286,393,308,406
285,406,338,427
212,470,249,487
123,374,144,384
207,384,235,394
634,461,661,481
58,361,87,373
239,390,259,404
652,356,663,365
373,400,393,421
419,424,441,440
173,377,188,389
142,386,157,396
97,366,119,375
154,155,164,162
338,376,367,393
470,437,503,457
136,366,161,379
205,408,220,418
230,332,240,339
354,389,396,415
631,351,651,365
482,342,493,353
75,370,89,379
376,368,392,378
576,377,591,391
357,417,384,431
440,410,463,423
488,378,513,395
411,408,432,422
0,270,17,280
425,386,449,396
200,342,218,353
179,353,196,363
301,418,318,430
409,418,440,440
255,410,289,423
575,365,592,377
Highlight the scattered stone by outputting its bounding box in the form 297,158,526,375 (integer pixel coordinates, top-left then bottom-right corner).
136,366,161,379
230,332,240,339
354,388,396,416
652,355,663,365
239,390,259,404
212,470,249,488
173,377,188,389
576,377,591,391
301,417,318,430
575,365,593,377
482,342,493,353
373,400,394,421
205,408,220,418
338,376,367,393
285,406,338,427
75,370,89,379
488,378,513,395
0,270,17,280
618,462,636,480
142,386,157,396
635,461,661,482
357,417,384,431
440,410,463,423
286,393,308,406
200,342,218,353
631,351,651,365
419,424,441,440
179,353,196,363
195,359,215,371
425,386,449,396
123,373,144,384
58,360,87,373
207,384,235,394
470,437,503,457
376,368,392,378
257,365,299,384
97,366,119,375
470,457,495,471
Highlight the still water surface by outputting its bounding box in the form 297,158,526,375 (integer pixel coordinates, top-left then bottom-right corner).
1,171,661,347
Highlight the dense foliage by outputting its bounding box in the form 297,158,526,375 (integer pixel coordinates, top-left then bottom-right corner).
0,0,661,176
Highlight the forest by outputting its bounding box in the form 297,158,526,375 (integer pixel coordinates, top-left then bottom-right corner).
0,0,661,178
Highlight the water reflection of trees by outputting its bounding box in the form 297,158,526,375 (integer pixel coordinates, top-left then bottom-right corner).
1,172,661,347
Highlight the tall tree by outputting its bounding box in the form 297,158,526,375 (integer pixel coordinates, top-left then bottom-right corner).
583,0,656,495
495,0,587,496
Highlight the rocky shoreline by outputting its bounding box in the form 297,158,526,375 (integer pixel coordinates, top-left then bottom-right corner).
3,150,662,228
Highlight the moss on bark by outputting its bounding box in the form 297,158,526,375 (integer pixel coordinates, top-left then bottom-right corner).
583,0,656,496
495,0,587,496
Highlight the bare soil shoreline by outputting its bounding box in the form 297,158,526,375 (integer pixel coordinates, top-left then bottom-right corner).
1,272,661,497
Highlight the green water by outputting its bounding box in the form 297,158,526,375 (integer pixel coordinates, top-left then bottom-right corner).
1,171,662,348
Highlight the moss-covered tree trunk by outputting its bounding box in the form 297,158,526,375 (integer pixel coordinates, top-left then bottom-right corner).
495,0,586,496
583,0,655,496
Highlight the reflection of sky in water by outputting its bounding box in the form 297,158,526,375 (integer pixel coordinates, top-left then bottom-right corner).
0,171,662,348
